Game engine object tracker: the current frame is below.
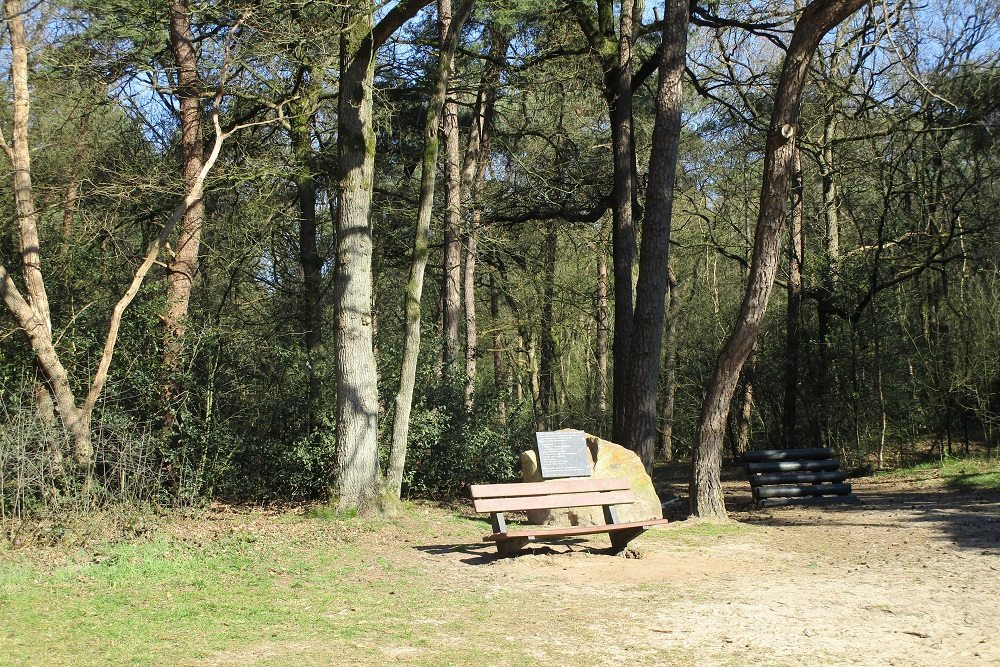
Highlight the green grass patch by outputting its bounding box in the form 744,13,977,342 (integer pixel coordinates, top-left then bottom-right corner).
0,512,528,667
878,456,1000,492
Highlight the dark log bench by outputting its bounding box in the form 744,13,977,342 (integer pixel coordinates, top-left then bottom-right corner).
745,448,859,507
469,477,669,557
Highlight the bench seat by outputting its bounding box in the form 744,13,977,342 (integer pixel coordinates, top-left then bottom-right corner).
485,518,670,542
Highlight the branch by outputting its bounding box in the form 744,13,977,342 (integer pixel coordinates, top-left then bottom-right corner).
372,0,433,51
567,0,604,53
0,125,12,162
487,199,610,227
632,51,660,93
82,11,281,414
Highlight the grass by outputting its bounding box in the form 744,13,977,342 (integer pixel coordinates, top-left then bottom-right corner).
0,497,761,667
876,456,1000,492
0,506,535,667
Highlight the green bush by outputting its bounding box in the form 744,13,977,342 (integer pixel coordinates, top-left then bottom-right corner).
399,382,520,499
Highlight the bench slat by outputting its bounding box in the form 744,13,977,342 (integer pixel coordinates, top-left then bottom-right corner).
469,477,630,499
484,518,670,541
743,447,834,462
473,489,635,513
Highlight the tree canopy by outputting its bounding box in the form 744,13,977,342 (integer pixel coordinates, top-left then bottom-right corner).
2,0,998,518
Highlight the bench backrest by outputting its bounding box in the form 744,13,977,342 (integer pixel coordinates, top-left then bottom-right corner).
469,478,635,513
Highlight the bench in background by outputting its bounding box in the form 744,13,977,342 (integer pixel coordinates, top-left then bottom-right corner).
745,447,859,507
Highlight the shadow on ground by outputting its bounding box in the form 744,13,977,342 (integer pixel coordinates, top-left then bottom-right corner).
739,481,1000,553
652,461,1000,552
415,538,607,564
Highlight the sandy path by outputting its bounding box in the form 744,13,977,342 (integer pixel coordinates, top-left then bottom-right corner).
431,474,1000,666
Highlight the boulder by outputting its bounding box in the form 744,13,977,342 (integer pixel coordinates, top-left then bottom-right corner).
520,431,663,526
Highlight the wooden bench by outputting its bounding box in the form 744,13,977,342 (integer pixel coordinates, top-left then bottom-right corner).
469,477,669,557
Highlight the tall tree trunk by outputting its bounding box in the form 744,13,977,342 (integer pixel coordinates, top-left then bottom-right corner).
387,0,472,500
595,244,609,427
458,24,507,410
659,269,679,461
440,0,463,372
622,0,688,472
489,270,506,423
538,221,557,426
291,81,324,432
816,106,840,447
783,145,804,447
162,0,206,432
874,313,887,468
608,0,638,444
332,2,384,513
2,0,92,480
689,0,868,520
330,0,431,512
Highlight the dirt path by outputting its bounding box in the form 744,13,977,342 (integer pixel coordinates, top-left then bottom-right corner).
421,474,1000,666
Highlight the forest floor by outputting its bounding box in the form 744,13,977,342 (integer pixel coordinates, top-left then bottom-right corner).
1,459,998,667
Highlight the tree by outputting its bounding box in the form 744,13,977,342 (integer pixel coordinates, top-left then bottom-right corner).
440,0,463,372
0,0,275,495
459,20,509,411
330,0,431,514
387,0,473,500
161,0,206,434
690,0,868,520
621,0,689,472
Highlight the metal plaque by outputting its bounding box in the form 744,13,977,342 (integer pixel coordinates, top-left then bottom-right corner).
535,430,591,478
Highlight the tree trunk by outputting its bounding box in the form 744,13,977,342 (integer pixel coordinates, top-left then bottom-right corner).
462,231,478,409
529,333,541,429
783,145,804,447
440,0,463,372
538,221,557,426
690,0,868,520
489,270,506,423
59,117,89,260
3,0,91,483
329,0,431,512
332,1,384,513
622,0,687,472
387,0,471,500
608,0,638,444
60,180,79,259
162,0,206,431
595,244,609,427
457,25,507,411
659,269,679,461
816,107,840,447
5,0,50,335
291,81,325,432
734,346,757,458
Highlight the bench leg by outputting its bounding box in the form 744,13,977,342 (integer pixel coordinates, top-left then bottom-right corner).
609,527,646,553
495,537,530,557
